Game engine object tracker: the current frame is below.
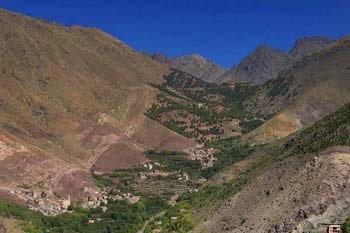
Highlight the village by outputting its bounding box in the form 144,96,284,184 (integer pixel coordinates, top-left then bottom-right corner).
10,186,142,216
188,145,216,168
10,189,72,216
139,162,190,180
6,148,212,217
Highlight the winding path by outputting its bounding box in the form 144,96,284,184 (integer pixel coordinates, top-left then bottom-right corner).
138,211,165,233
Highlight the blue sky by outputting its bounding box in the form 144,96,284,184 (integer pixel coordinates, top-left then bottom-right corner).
1,0,349,68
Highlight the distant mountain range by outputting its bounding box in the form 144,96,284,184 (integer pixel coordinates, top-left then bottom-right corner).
147,36,336,85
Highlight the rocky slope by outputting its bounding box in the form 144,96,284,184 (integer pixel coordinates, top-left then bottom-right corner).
0,9,194,201
196,147,350,233
148,53,226,82
195,103,350,233
216,45,292,84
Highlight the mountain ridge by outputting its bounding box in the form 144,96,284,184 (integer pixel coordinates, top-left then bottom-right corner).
216,36,337,84
216,45,292,84
147,52,226,82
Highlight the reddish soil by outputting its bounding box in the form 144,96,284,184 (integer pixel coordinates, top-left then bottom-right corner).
0,189,26,206
92,143,149,173
133,117,195,151
0,151,52,185
54,169,96,201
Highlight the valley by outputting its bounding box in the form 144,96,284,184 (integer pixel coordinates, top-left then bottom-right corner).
0,7,349,233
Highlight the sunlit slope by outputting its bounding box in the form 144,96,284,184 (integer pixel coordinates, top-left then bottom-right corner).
0,9,194,199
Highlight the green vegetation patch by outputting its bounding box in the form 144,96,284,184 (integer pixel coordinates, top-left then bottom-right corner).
0,197,168,233
239,119,264,134
145,150,201,177
343,217,350,233
265,72,293,97
202,138,256,179
146,69,262,142
285,103,350,155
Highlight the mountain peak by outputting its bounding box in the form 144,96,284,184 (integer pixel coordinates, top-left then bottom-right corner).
255,44,274,50
186,53,205,60
216,45,291,84
0,8,15,15
293,35,333,44
216,36,337,85
253,45,287,57
289,36,335,59
147,53,226,82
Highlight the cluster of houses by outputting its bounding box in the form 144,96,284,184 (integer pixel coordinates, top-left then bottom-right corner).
81,188,108,210
11,185,143,216
189,145,216,168
140,162,190,182
110,192,140,204
81,187,141,210
11,189,71,216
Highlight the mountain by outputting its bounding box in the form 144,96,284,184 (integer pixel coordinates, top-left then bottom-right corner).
243,39,350,144
194,103,350,233
216,36,336,84
145,69,260,144
0,7,350,233
289,36,336,59
216,45,292,84
0,9,194,201
148,53,226,82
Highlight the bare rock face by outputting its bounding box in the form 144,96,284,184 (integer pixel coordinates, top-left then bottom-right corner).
289,36,336,59
148,53,226,82
217,45,292,84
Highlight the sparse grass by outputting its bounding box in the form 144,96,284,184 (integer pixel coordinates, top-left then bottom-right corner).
343,217,350,233
285,103,350,155
265,72,292,97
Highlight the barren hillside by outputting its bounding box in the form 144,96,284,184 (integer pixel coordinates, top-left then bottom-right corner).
0,9,194,201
